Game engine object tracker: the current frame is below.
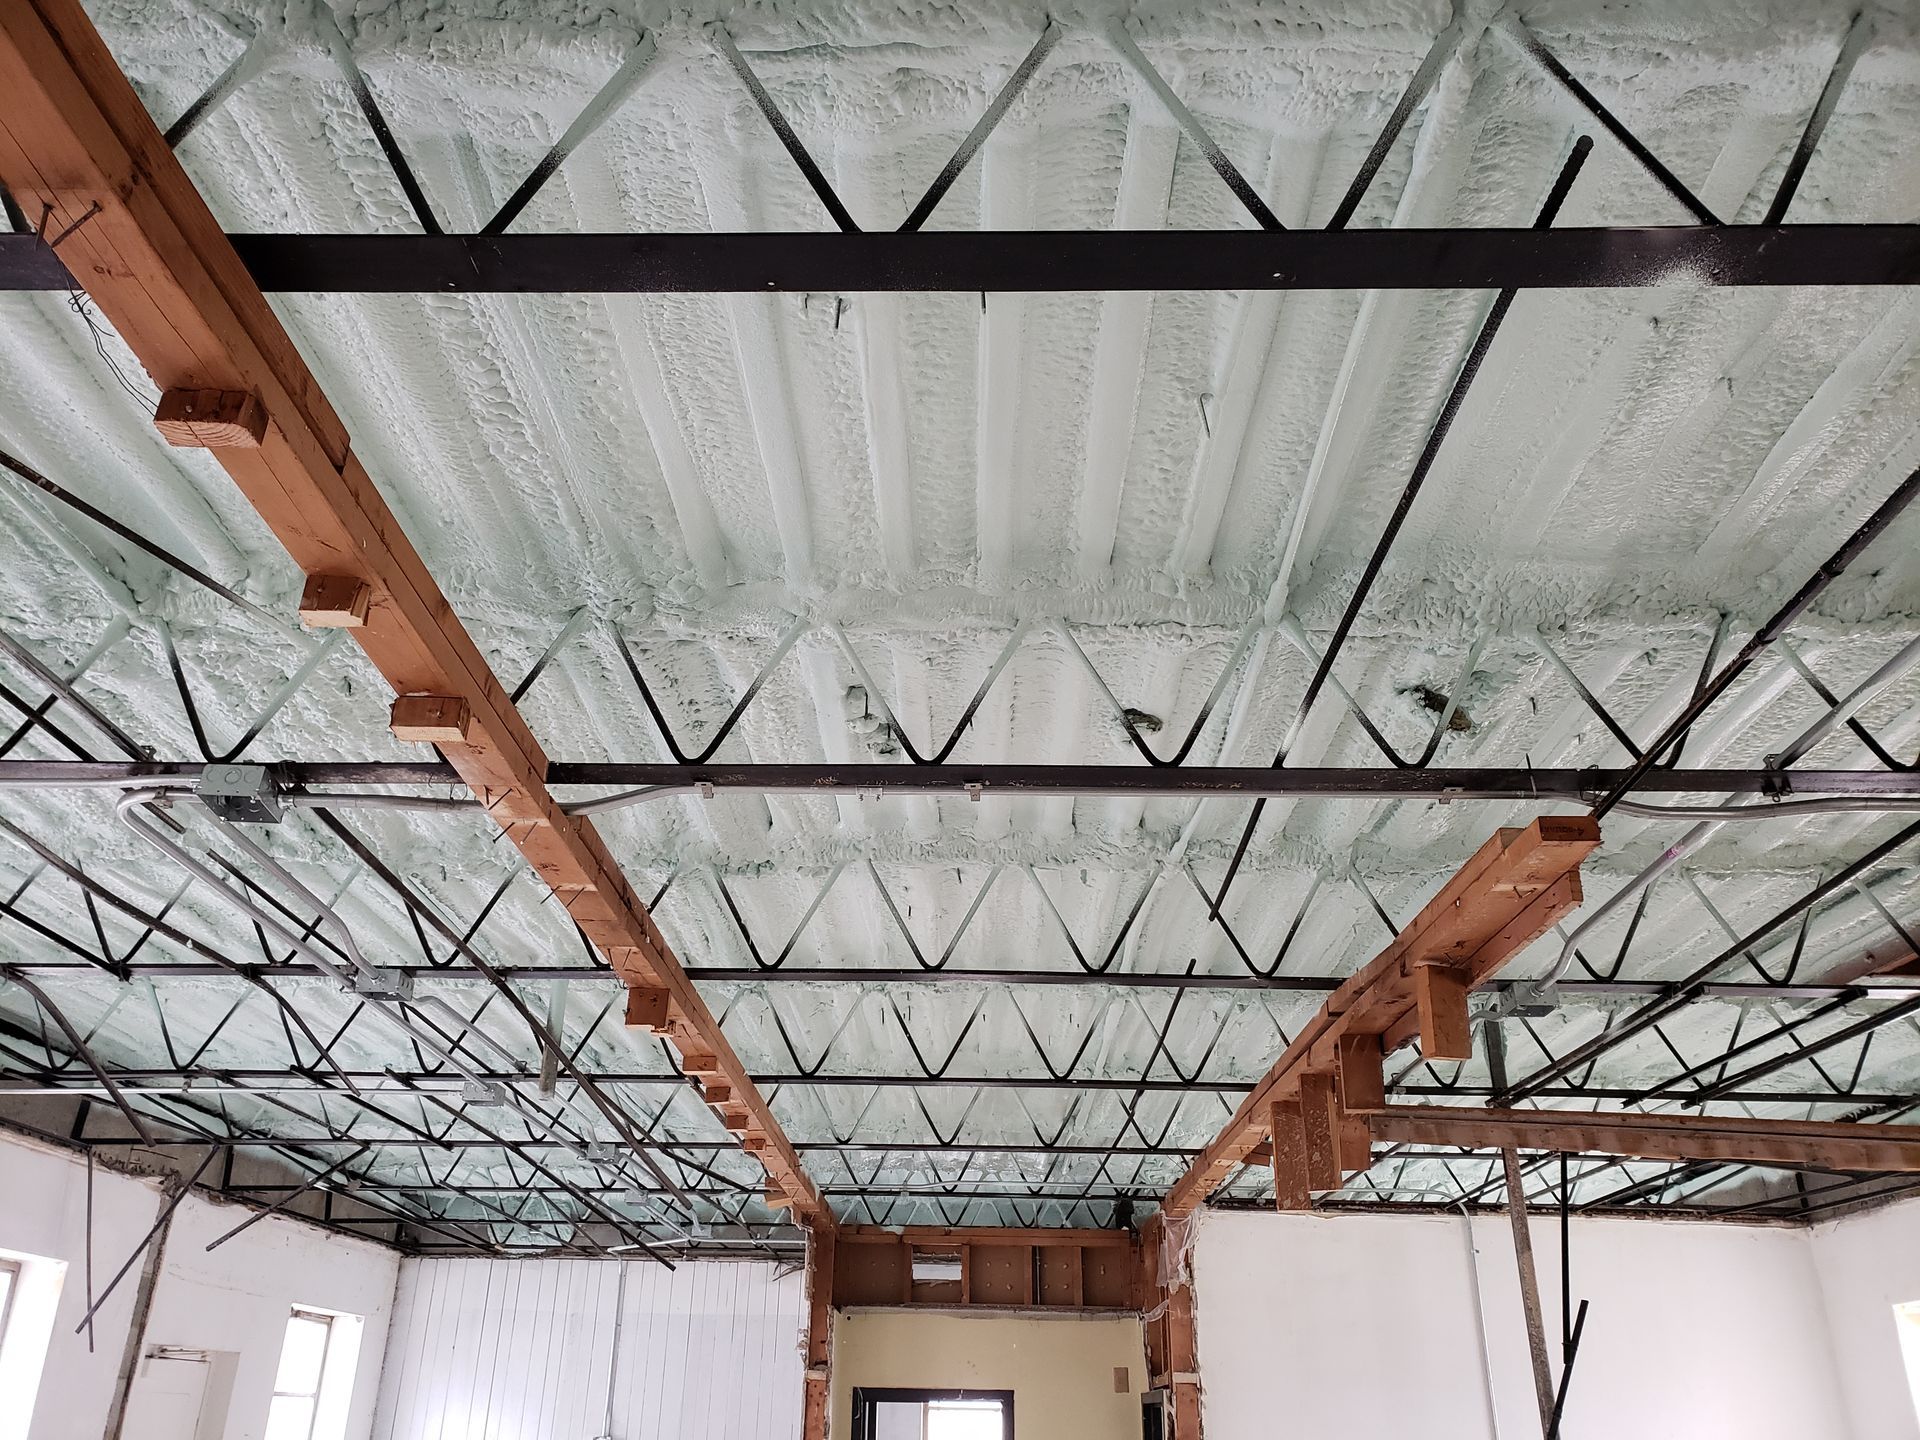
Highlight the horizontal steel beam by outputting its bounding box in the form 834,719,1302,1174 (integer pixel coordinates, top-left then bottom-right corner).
5,227,1918,293
10,959,1917,1006
4,1072,1909,1107
4,760,1917,800
71,1136,1202,1157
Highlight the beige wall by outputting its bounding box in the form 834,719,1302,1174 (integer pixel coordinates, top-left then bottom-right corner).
829,1310,1145,1439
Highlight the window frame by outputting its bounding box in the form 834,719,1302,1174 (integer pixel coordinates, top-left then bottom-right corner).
266,1307,338,1440
850,1387,1015,1440
0,1257,20,1349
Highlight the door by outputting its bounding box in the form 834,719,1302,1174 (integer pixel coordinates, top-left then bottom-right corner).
125,1353,208,1440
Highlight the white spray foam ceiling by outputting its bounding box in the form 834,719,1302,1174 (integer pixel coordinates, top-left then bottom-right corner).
0,0,1918,1245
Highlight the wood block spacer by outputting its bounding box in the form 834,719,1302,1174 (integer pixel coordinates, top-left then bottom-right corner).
622,985,670,1032
154,389,267,448
389,694,471,744
298,574,371,628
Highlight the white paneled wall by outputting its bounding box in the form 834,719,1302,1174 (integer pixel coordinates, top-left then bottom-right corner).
372,1258,805,1440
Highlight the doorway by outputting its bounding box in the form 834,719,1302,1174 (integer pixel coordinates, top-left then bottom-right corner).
851,1388,1015,1440
124,1347,236,1440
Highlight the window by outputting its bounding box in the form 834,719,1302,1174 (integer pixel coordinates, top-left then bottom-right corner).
0,1259,19,1346
265,1307,364,1440
851,1389,1014,1440
1897,1301,1920,1423
0,1248,65,1440
928,1399,1008,1440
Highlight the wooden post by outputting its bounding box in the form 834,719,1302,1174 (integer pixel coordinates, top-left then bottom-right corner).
801,1226,834,1440
1503,1146,1556,1437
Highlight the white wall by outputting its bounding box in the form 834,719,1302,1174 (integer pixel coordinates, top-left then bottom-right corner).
1810,1196,1920,1440
372,1256,805,1440
1192,1208,1851,1440
0,1131,398,1440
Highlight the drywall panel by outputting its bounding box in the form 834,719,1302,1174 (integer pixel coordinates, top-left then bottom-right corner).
371,1257,805,1440
1810,1196,1920,1440
828,1311,1146,1440
1192,1209,1847,1440
0,1131,398,1440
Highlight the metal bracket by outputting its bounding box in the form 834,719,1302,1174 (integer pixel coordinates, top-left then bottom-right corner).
460,1078,509,1107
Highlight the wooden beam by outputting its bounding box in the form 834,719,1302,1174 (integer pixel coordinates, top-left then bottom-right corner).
1368,1105,1920,1173
0,0,830,1229
1163,817,1600,1216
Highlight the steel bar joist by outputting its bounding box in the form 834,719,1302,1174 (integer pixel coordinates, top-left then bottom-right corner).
0,0,1917,1247
5,760,1920,803
0,0,827,1230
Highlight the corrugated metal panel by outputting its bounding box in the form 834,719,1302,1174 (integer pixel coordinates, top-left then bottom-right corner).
371,1258,805,1440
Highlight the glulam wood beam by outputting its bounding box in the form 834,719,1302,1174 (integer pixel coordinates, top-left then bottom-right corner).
0,0,827,1229
1164,817,1601,1216
1368,1105,1920,1173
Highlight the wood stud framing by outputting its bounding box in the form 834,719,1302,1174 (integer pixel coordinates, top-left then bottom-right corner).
828,1227,1136,1311
1139,1217,1202,1440
0,0,828,1228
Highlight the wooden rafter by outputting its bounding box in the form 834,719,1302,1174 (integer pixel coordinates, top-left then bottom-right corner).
1164,816,1603,1216
0,0,827,1228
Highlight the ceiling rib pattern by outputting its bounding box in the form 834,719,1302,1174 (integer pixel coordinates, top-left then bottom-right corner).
0,0,1916,1249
